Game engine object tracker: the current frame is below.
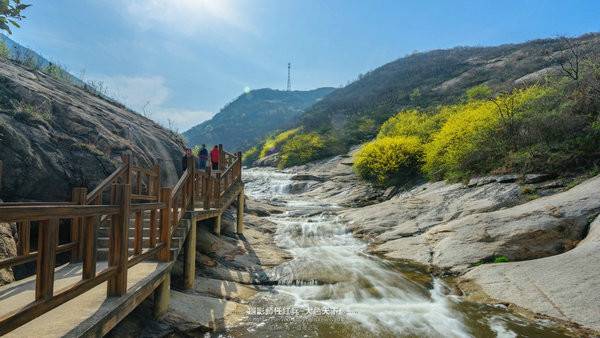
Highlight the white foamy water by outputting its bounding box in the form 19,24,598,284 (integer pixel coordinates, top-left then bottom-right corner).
244,168,475,337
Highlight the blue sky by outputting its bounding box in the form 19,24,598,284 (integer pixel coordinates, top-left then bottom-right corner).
7,0,600,131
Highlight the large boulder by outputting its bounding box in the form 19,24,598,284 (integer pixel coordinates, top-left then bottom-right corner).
459,214,600,332
0,60,184,202
0,222,16,285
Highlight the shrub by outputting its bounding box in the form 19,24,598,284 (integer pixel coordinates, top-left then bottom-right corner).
259,128,299,158
242,146,259,166
353,136,423,186
465,84,492,101
377,109,448,142
278,133,325,168
12,101,52,126
423,86,551,181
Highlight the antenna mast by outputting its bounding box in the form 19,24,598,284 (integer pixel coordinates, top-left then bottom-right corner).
287,62,291,91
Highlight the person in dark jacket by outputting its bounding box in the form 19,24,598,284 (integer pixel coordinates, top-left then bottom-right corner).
181,148,193,174
210,145,220,171
198,144,208,170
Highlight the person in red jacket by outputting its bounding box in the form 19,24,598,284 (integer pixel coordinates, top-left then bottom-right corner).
210,145,220,171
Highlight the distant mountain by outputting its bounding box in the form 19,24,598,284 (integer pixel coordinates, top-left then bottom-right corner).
183,87,335,151
299,33,600,147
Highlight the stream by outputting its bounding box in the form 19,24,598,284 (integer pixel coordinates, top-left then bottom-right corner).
227,167,575,338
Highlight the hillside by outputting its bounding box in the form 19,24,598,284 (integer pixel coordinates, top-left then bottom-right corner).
183,87,334,151
301,33,599,146
0,57,184,202
250,33,600,170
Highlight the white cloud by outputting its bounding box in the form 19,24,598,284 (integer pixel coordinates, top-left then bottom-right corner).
153,108,214,133
120,0,255,36
87,74,213,131
88,74,170,110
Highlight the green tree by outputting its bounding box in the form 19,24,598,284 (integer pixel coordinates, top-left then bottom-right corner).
0,0,30,34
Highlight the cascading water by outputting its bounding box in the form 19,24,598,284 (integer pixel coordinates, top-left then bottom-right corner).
231,167,575,338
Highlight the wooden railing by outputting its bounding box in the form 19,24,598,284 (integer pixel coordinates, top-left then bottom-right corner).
0,148,243,335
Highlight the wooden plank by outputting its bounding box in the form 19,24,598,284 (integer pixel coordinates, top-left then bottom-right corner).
35,219,58,301
130,194,159,201
130,202,165,212
107,184,130,297
82,214,98,279
0,205,119,223
0,251,36,270
158,187,172,262
0,266,117,336
126,244,163,268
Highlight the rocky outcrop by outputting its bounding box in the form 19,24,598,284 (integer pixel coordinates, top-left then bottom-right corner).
253,152,279,167
0,59,184,202
460,214,600,331
0,222,16,285
365,175,600,273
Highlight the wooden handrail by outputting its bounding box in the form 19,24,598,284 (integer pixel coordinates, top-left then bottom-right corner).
0,204,120,222
0,147,243,335
170,169,190,201
86,164,127,204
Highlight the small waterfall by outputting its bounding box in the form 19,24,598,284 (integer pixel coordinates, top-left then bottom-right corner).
241,167,572,337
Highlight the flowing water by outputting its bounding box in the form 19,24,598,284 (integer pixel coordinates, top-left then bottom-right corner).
227,167,575,338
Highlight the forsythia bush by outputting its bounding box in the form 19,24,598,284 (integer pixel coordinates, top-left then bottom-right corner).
242,146,259,165
423,86,551,180
278,133,325,168
377,109,450,142
259,128,299,158
354,136,423,185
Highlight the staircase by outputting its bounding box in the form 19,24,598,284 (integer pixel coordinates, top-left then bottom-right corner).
95,210,190,261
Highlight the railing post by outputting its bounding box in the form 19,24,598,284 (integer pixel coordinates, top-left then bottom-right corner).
187,156,195,210
218,144,224,171
235,152,241,181
184,215,197,289
159,187,172,261
215,173,221,209
17,221,31,256
82,213,98,279
236,189,245,235
122,154,132,185
71,187,87,262
204,167,211,210
36,218,58,301
108,183,131,297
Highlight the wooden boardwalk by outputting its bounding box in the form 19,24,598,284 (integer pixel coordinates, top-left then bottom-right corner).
0,146,245,336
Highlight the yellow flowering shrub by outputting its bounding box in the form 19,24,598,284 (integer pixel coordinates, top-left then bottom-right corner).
423,85,551,180
353,136,424,185
377,108,452,142
278,133,325,168
259,128,300,158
